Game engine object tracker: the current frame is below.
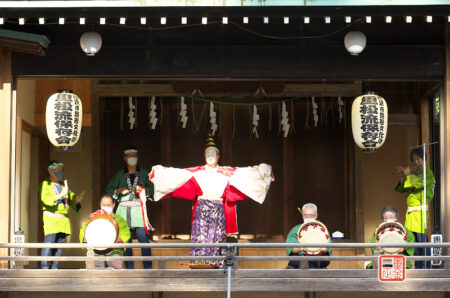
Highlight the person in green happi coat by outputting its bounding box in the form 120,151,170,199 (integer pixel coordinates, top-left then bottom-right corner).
286,203,332,269
394,147,435,269
80,194,130,269
39,160,84,269
366,205,415,269
106,145,154,269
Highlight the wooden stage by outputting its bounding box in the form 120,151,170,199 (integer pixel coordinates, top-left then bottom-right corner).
0,269,449,292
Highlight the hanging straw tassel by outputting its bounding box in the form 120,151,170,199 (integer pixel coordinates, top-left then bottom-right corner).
148,96,158,130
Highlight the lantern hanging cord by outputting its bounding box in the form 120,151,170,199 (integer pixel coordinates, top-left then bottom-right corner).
81,19,353,41
229,21,351,40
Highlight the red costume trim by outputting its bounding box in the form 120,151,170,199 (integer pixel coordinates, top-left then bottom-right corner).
157,167,248,234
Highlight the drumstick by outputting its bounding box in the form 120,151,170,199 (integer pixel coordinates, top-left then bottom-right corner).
297,207,302,215
64,180,68,208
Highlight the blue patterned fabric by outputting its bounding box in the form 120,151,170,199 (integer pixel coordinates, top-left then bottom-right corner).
190,199,226,266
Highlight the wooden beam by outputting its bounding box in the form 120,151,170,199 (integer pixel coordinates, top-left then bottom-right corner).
0,269,448,279
91,83,362,98
389,113,420,126
0,272,449,292
12,45,444,79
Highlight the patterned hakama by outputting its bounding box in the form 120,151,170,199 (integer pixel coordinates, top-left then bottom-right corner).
190,199,226,264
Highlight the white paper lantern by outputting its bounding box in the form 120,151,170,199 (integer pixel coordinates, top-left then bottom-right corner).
80,31,102,56
46,90,83,150
344,31,366,56
351,92,388,152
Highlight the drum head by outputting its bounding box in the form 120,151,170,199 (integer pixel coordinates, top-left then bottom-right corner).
85,214,119,250
297,221,330,255
375,222,407,254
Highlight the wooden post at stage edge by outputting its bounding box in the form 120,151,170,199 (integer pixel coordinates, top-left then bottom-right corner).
0,49,12,269
444,24,450,269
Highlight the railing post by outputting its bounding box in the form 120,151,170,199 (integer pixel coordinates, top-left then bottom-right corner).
158,260,167,269
373,247,381,269
86,248,94,269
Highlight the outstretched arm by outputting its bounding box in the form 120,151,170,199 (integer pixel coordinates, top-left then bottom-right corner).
149,165,198,201
229,163,274,204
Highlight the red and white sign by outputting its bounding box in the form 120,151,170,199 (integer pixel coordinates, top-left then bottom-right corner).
378,255,406,282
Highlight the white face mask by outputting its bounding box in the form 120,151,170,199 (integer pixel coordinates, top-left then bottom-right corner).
384,218,397,223
127,157,138,166
205,147,218,166
101,206,113,214
303,218,315,223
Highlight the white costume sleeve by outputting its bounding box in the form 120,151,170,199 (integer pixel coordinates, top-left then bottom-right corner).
229,163,274,204
150,165,194,201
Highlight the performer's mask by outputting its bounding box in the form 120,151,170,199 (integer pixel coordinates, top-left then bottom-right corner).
384,218,396,223
101,206,113,214
127,157,138,166
205,147,218,166
303,218,315,223
54,171,63,181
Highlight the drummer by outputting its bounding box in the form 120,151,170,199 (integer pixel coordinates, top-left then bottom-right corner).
80,194,130,269
286,203,332,269
366,205,415,269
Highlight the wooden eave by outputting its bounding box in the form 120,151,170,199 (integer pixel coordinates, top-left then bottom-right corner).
0,29,50,56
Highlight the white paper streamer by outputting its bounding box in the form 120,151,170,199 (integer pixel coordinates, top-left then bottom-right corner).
312,97,318,127
209,102,218,135
252,104,260,138
337,96,344,124
128,97,136,129
149,96,158,129
281,101,290,138
179,96,188,129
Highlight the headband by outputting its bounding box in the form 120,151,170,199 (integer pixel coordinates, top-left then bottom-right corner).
48,162,64,171
124,149,138,154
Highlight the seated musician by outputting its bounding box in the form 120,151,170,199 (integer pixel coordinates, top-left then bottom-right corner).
286,203,332,269
80,194,130,269
366,205,415,269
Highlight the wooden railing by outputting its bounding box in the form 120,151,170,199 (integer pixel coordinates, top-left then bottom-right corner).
0,242,448,293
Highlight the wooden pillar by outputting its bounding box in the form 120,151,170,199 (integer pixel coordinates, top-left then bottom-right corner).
0,48,12,269
91,90,101,211
282,136,294,237
421,96,431,158
443,24,450,268
160,100,171,234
